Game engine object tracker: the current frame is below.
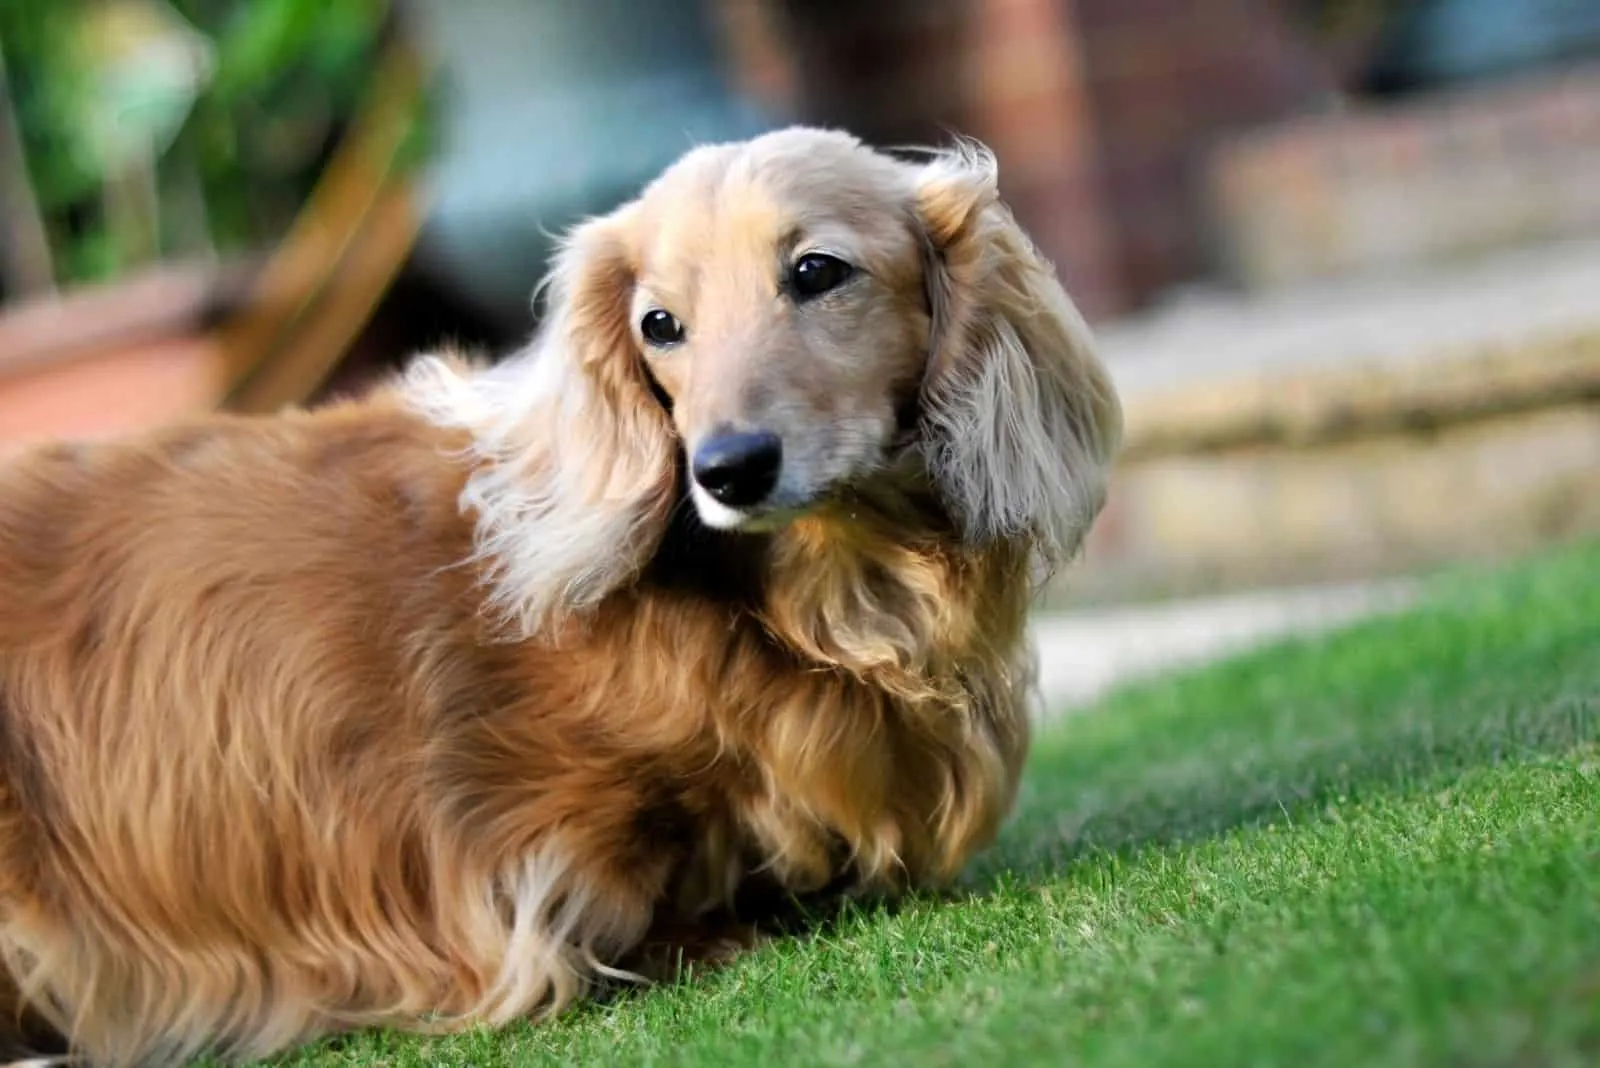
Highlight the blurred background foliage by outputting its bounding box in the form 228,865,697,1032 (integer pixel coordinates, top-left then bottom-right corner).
0,0,392,286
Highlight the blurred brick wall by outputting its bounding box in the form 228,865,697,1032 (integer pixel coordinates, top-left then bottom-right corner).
715,0,1336,320
1072,0,1337,301
965,0,1124,319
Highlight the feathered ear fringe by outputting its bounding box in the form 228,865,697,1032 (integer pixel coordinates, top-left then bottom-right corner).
403,210,678,638
910,139,1124,578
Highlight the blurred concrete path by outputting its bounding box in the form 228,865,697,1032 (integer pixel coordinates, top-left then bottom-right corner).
1029,579,1421,718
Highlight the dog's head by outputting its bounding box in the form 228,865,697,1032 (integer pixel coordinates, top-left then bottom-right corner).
410,127,1122,633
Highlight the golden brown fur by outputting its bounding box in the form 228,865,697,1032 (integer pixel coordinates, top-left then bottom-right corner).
0,127,1121,1066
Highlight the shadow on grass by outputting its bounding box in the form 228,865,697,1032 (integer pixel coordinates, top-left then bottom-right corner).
976,695,1599,889
964,545,1600,890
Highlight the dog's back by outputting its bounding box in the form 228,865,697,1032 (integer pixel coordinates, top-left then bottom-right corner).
0,401,490,1064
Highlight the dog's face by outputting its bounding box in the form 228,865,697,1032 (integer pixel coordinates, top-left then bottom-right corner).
408,127,1123,631
618,136,932,530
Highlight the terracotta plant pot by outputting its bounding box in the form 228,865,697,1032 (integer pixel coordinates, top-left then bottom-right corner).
0,265,246,449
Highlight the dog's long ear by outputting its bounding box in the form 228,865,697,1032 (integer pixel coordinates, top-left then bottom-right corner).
911,142,1123,575
404,207,677,637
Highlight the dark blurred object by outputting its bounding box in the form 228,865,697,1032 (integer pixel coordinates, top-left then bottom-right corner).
1363,0,1600,97
405,0,772,344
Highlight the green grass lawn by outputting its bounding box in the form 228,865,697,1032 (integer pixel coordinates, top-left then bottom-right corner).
274,539,1600,1068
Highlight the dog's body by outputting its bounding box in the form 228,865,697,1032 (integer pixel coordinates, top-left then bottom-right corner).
0,128,1120,1065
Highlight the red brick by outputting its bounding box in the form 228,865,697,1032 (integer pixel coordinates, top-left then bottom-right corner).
982,0,1060,41
1075,0,1236,33
1001,168,1127,311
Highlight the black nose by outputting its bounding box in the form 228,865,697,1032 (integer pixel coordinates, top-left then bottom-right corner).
691,429,783,508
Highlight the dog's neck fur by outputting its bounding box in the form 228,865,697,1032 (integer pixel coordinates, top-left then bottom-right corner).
640,466,772,610
642,451,1022,678
643,459,1035,714
628,471,1036,893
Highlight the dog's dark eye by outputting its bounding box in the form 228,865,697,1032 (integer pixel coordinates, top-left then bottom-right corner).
790,253,854,300
640,308,685,347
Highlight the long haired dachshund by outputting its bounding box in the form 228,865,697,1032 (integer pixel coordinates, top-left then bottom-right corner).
0,127,1122,1066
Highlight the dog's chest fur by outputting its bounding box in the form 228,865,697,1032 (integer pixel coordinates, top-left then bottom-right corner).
478,500,1025,933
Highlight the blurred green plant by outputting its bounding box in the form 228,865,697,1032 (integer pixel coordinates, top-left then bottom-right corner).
0,0,408,289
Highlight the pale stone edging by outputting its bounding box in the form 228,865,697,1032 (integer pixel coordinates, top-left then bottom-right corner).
1116,326,1600,461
